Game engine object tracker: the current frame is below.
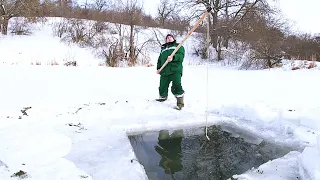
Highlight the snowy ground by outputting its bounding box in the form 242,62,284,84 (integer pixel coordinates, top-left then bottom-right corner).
0,18,320,180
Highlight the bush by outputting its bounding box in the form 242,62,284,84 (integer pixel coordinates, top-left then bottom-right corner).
52,18,109,48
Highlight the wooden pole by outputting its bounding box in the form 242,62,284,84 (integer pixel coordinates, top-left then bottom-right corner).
158,6,212,73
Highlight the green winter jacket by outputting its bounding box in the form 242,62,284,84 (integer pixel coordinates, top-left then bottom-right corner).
157,40,185,76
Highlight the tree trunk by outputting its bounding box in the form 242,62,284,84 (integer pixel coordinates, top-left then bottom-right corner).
217,42,222,60
267,58,272,68
119,24,124,59
129,24,135,66
217,49,222,60
1,18,9,35
160,17,165,27
210,0,220,52
224,0,230,49
224,36,230,49
202,13,211,59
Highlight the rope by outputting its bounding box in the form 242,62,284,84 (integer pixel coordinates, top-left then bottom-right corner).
205,53,210,141
205,2,211,141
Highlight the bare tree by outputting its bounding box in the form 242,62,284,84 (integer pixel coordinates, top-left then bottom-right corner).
52,17,109,48
119,0,143,66
57,0,72,8
177,0,272,60
115,24,125,59
156,0,178,26
283,33,320,61
54,0,73,16
239,12,287,69
151,28,166,46
0,0,43,35
88,0,113,12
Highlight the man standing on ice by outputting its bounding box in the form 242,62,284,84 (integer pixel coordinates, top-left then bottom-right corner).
156,34,185,110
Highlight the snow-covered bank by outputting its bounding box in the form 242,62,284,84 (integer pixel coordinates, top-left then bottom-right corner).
298,145,320,180
0,20,99,67
0,17,205,68
0,64,319,179
0,121,93,180
0,16,320,180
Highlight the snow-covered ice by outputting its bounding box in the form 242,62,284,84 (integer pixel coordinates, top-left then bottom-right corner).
298,145,320,180
232,151,301,180
0,18,320,179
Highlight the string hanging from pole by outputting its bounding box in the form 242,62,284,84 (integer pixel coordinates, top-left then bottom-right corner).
205,1,211,141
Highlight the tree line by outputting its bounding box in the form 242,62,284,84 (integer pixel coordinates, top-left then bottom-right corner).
0,0,319,68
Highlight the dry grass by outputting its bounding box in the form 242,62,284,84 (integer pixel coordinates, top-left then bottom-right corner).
291,60,318,70
144,62,153,67
49,60,59,65
308,61,317,69
31,61,42,65
291,66,300,70
272,63,283,68
98,62,105,66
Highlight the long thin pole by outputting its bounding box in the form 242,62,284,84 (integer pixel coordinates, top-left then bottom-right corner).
158,6,212,73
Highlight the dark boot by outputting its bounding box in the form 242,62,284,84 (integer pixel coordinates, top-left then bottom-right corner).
176,95,184,110
156,96,167,102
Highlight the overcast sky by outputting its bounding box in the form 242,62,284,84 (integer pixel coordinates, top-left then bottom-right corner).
278,0,319,34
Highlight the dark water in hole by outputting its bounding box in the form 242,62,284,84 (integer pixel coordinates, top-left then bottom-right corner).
128,125,293,180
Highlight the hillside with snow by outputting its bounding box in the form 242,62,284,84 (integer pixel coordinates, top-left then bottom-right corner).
0,17,210,67
0,17,320,180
